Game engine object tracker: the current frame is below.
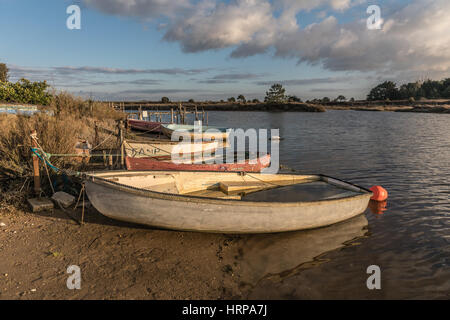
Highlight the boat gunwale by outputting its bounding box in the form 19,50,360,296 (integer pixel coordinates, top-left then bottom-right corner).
124,139,219,146
84,171,373,207
162,123,230,132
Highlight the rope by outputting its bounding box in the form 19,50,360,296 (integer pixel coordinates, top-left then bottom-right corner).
91,131,115,151
30,147,81,177
30,147,60,172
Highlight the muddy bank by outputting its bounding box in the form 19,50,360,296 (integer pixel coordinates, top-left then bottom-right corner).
0,205,369,300
199,103,326,112
325,104,450,113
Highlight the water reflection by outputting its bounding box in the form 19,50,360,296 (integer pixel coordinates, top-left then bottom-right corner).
233,214,368,288
368,200,388,215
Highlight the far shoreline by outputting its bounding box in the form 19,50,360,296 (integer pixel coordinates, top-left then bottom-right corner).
109,99,450,114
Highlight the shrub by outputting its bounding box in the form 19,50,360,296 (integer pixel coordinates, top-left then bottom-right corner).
0,78,52,105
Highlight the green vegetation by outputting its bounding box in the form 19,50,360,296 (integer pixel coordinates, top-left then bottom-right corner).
0,63,9,82
367,78,450,101
237,94,246,103
161,96,170,103
288,95,302,102
0,78,52,105
264,84,287,104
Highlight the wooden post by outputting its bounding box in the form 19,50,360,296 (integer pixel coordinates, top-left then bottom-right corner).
103,150,107,167
171,108,174,123
119,120,124,168
139,106,143,120
206,112,208,125
195,105,199,121
94,121,99,146
31,130,40,196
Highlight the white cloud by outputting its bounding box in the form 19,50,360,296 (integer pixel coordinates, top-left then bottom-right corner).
164,0,275,52
83,0,450,79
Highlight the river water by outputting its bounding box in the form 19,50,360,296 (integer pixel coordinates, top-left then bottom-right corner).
203,110,449,299
132,109,449,298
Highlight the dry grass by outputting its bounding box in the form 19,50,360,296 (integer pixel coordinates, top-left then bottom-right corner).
50,91,124,120
0,92,124,210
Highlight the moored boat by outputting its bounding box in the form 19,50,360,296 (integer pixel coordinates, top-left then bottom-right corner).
125,152,271,172
161,124,230,141
85,171,372,233
127,119,167,133
123,139,219,159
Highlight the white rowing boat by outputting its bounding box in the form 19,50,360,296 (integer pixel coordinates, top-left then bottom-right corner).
85,171,372,234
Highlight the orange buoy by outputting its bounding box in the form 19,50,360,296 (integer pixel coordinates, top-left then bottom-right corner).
369,186,388,201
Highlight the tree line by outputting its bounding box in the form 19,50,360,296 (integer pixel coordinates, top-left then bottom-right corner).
367,79,450,101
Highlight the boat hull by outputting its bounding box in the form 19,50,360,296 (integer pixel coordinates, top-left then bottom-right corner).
125,153,271,172
127,119,167,133
85,173,372,234
124,140,219,159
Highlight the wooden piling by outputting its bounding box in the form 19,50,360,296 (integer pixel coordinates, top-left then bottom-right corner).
31,130,40,196
108,155,113,168
118,120,125,168
103,150,107,166
94,121,99,146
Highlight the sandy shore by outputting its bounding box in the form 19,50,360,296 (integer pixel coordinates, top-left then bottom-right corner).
0,206,244,299
0,203,371,300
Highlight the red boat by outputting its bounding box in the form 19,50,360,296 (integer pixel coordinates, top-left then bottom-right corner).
125,153,271,172
127,119,167,133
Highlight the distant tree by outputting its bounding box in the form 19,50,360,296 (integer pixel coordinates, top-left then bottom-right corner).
0,63,9,82
288,95,302,102
440,78,450,98
161,96,170,103
264,84,286,104
442,85,450,98
237,94,246,103
188,98,195,103
367,81,400,101
349,97,355,102
322,97,330,103
442,78,450,94
252,98,260,103
227,97,236,103
336,95,346,102
421,80,443,99
399,82,422,100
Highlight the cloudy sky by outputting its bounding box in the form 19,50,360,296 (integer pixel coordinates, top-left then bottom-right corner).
1,0,449,101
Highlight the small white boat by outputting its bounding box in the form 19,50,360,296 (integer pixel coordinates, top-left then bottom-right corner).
161,124,231,141
85,171,372,234
123,139,219,159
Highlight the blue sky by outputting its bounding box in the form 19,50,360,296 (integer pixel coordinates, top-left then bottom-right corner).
0,0,448,101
